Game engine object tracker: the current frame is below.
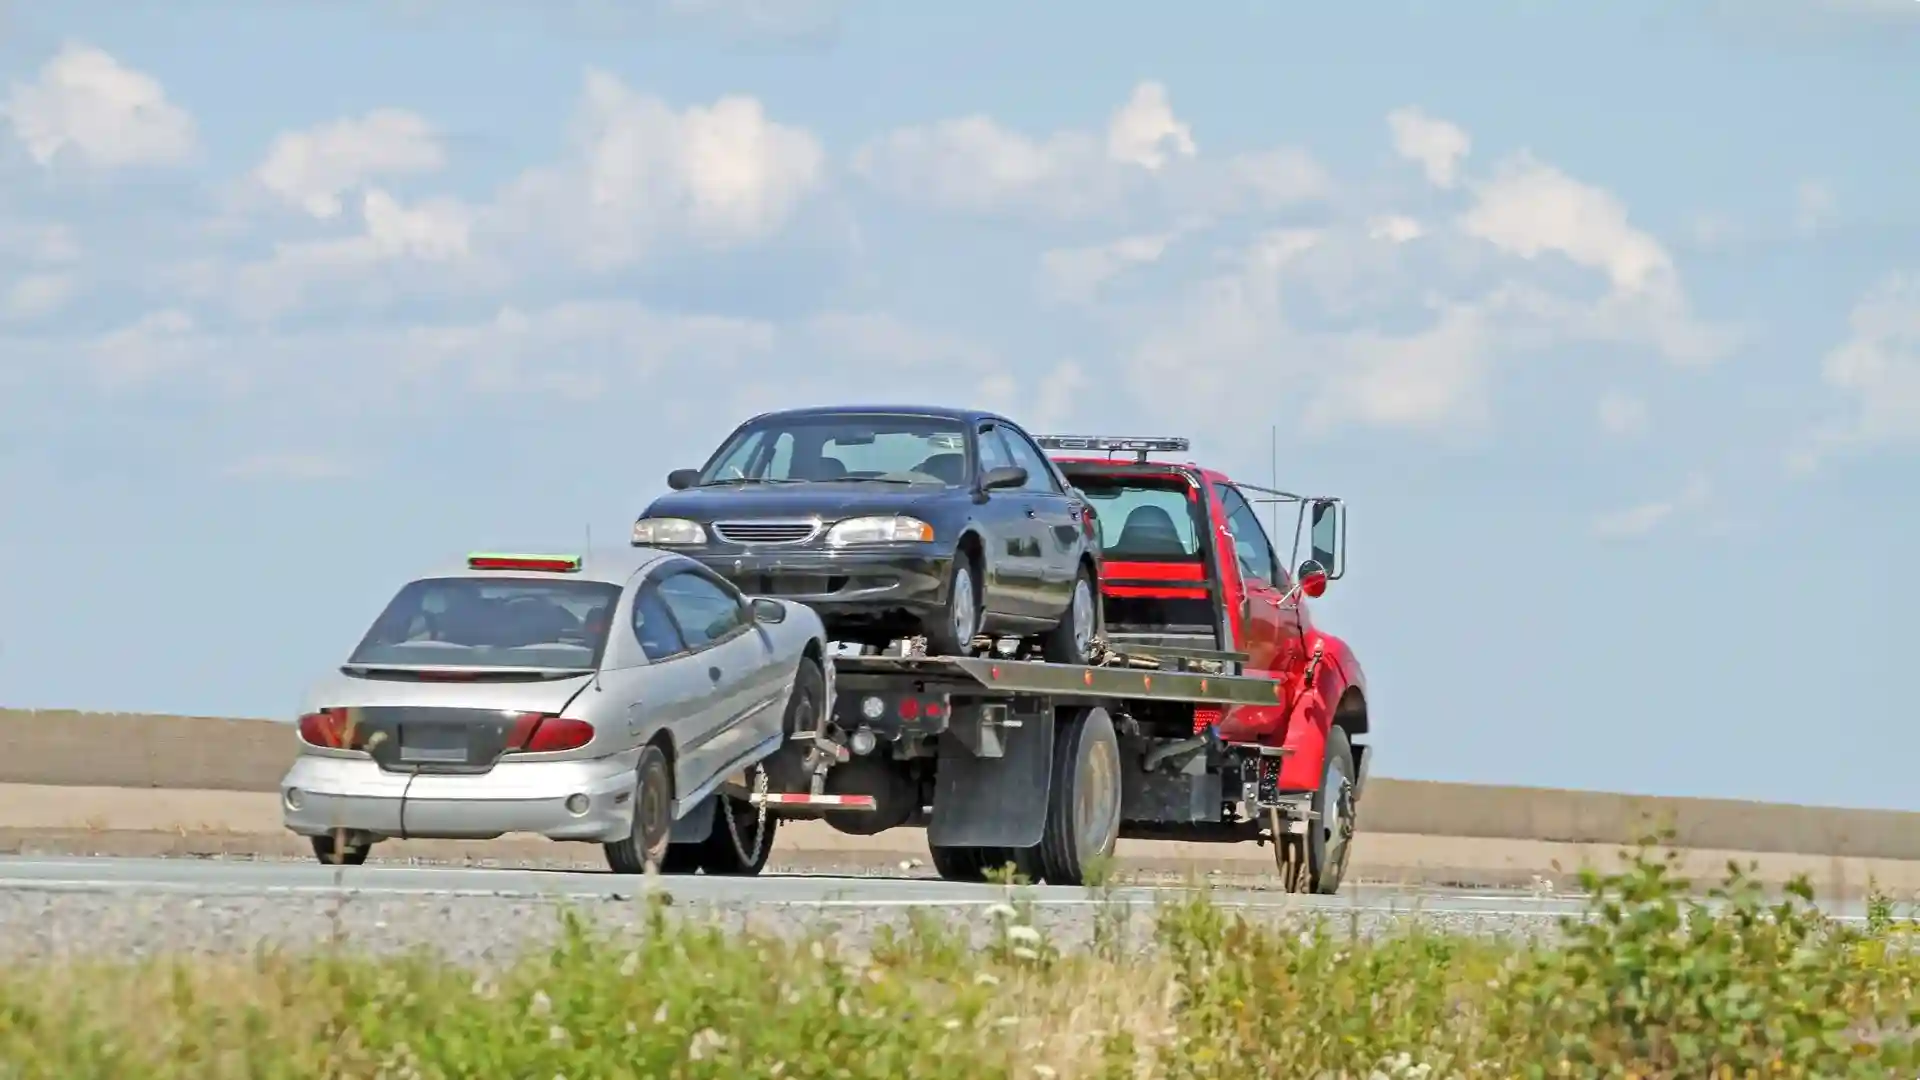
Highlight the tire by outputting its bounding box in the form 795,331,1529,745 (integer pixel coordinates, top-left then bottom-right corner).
604,742,675,875
694,778,780,876
1275,726,1357,895
1036,706,1123,886
1040,563,1098,665
923,554,980,657
310,833,369,866
929,844,1034,883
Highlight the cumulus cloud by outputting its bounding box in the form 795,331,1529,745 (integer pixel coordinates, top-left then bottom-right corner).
491,71,826,269
1038,231,1180,304
851,80,1325,220
1791,271,1920,470
0,273,76,322
1387,106,1470,189
1596,390,1650,437
1,43,197,170
252,109,447,219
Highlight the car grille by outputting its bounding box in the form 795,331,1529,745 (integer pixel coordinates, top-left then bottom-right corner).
712,520,819,545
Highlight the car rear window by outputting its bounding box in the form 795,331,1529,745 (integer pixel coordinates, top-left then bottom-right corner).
1073,477,1201,559
348,577,623,670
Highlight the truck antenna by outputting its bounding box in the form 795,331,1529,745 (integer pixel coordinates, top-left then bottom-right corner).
1269,424,1279,550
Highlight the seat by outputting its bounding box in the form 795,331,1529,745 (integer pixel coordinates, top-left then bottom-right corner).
792,456,849,481
913,453,966,485
1113,504,1190,558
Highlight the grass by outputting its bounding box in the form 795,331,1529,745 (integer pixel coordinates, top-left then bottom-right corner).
3,837,1920,1078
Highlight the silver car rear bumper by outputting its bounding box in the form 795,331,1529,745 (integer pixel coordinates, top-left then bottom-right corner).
280,751,640,844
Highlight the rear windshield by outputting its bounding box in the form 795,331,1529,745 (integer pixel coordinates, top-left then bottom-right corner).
1073,476,1201,559
348,577,623,670
701,413,970,487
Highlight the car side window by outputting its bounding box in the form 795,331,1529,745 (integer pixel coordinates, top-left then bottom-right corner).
976,424,1016,477
630,582,688,661
1218,485,1282,587
999,425,1063,494
654,570,749,650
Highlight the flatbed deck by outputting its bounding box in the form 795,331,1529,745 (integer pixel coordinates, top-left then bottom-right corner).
831,653,1286,707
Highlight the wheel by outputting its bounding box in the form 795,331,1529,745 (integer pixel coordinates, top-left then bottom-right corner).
923,554,980,657
1275,726,1357,895
1036,706,1123,886
604,742,675,874
1040,563,1098,665
693,764,780,875
929,844,1034,883
310,833,369,866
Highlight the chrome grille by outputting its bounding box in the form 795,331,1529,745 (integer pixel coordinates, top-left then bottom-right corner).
712,520,820,545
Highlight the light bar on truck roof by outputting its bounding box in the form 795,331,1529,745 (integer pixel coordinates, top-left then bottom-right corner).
466,552,583,573
1032,435,1191,457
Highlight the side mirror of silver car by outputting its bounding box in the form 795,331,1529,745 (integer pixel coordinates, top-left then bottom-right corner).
749,597,788,624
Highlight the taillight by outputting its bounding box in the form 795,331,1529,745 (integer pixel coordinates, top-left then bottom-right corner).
503,713,594,754
297,708,367,750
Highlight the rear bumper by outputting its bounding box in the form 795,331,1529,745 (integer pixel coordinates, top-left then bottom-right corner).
279,752,639,843
688,546,953,618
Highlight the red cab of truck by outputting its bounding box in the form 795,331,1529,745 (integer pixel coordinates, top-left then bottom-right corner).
1041,436,1370,801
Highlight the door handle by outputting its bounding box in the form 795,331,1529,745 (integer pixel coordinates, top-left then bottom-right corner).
708,666,723,682
1024,508,1038,518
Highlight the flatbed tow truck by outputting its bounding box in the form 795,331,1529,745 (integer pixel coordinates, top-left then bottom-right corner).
714,435,1370,892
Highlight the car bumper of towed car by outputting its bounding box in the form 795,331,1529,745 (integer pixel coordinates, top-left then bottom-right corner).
279,752,640,844
687,545,954,614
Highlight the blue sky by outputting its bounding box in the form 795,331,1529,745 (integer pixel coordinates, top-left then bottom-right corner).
1,0,1915,809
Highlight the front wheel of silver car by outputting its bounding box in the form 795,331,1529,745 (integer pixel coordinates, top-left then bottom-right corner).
310,832,370,866
604,742,675,875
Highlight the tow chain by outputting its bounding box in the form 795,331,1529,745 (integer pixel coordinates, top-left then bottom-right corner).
726,764,772,865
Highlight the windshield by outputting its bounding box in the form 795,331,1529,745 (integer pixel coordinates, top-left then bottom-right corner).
348,577,623,670
699,414,970,487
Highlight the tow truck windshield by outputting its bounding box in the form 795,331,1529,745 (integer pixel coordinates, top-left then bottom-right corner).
699,414,970,487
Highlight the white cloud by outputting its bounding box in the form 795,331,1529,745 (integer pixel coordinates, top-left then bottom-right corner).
1791,272,1920,470
1367,215,1424,244
2,43,196,170
1593,473,1710,538
1105,82,1196,171
1387,106,1470,189
491,71,826,268
1795,180,1836,236
852,80,1324,220
1596,390,1650,437
1038,231,1178,303
0,273,75,321
252,109,446,219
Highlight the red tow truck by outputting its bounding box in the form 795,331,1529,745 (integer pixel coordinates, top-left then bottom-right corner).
751,435,1370,892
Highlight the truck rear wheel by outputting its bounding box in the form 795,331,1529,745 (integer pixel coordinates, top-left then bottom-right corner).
1276,726,1357,894
1036,706,1122,886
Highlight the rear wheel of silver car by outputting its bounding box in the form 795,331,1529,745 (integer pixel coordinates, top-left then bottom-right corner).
310,833,369,866
701,768,779,876
924,557,979,657
604,742,675,875
1041,564,1098,665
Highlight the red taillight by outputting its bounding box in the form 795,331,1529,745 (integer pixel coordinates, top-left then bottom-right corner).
1193,706,1222,733
298,708,366,750
898,697,919,719
503,713,594,754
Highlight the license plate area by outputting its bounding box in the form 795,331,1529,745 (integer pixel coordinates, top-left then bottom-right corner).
397,724,471,764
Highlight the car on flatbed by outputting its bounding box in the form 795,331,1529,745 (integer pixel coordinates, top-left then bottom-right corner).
744,434,1372,893
279,547,832,876
633,404,1103,663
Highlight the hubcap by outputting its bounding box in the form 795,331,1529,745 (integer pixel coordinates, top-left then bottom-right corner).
1070,577,1094,656
950,569,976,643
1075,735,1122,857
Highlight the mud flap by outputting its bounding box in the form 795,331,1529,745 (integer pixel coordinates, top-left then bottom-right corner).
926,707,1054,849
671,794,715,844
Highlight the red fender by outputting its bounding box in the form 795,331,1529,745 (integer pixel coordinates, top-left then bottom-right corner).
1274,629,1365,792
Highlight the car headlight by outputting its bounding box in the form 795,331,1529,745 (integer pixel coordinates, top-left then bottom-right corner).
825,516,935,546
631,517,707,546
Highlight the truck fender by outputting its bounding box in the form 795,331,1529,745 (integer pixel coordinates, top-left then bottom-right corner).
1275,630,1365,793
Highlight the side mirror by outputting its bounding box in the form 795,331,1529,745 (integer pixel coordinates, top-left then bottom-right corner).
1309,498,1343,579
981,465,1027,491
749,597,787,624
1295,559,1329,599
667,468,701,491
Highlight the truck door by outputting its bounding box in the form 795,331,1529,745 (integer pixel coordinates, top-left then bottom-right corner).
1214,482,1305,737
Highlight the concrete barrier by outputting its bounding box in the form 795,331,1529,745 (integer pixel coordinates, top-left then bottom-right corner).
6,708,1918,860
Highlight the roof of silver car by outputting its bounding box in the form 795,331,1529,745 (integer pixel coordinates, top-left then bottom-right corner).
414,546,681,586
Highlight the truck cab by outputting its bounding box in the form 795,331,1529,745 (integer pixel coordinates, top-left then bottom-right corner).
1039,436,1371,875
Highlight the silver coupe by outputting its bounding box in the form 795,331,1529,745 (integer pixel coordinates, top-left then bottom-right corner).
279,547,830,875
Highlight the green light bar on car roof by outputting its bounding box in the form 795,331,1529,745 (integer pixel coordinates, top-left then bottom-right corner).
466,552,583,573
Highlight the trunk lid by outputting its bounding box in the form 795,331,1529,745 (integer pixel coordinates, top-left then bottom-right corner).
306,668,596,774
